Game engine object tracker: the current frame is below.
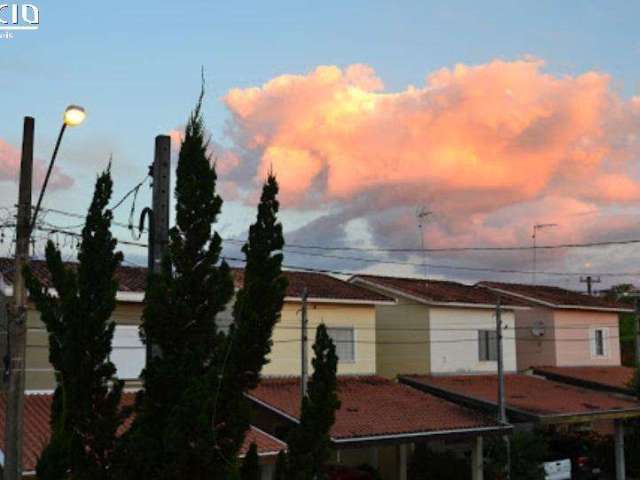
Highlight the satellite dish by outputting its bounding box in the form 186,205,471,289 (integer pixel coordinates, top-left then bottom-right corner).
531,321,546,337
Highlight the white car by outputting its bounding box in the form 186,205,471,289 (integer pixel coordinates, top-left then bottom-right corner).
543,458,572,480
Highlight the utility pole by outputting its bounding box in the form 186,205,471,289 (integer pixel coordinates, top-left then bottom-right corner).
5,116,34,480
635,297,640,369
145,135,171,363
580,276,601,296
300,287,309,398
495,295,511,480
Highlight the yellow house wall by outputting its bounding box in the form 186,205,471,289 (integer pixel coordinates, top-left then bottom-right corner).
374,299,429,380
263,302,377,376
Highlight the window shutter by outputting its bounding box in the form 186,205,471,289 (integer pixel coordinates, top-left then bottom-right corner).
478,331,487,361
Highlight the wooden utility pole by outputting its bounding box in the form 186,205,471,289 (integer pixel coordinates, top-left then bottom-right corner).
5,116,34,480
300,287,309,398
580,276,601,296
146,135,171,363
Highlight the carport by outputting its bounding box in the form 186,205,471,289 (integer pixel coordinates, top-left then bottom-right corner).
400,373,640,480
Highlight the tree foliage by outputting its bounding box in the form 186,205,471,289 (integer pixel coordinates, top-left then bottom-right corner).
115,89,287,479
239,443,260,480
25,167,125,480
286,324,341,480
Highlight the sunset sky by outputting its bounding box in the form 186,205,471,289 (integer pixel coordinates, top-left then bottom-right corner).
3,1,640,289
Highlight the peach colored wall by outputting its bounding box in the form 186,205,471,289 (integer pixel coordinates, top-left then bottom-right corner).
552,310,621,367
513,308,557,370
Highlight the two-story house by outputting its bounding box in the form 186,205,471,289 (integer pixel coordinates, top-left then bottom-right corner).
348,274,527,378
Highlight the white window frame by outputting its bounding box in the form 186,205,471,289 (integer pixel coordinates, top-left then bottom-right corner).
590,327,610,358
326,326,356,364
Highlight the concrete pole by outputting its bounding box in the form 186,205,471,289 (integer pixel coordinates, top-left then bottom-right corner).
146,135,170,363
397,444,408,480
4,116,34,480
471,436,484,480
634,298,640,368
369,446,379,470
300,287,309,397
615,420,626,480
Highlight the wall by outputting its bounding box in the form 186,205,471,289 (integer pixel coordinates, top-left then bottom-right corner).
553,310,621,367
263,302,377,376
429,307,517,374
25,302,144,391
513,307,557,370
374,299,429,379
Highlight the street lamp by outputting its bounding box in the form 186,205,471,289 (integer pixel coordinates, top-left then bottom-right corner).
29,105,86,234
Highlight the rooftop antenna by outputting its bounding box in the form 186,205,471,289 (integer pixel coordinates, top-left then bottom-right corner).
416,207,432,279
532,223,558,285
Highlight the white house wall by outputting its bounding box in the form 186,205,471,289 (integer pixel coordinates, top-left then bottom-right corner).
429,307,517,374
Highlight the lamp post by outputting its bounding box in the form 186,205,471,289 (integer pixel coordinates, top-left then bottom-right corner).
4,105,85,480
29,105,86,234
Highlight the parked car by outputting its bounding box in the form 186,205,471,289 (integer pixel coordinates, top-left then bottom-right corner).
546,433,603,479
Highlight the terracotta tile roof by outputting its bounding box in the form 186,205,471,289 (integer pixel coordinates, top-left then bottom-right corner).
232,269,391,303
403,374,640,419
240,426,286,457
0,392,283,472
249,376,504,442
0,257,391,304
478,281,632,311
533,366,636,395
0,257,147,293
351,274,528,307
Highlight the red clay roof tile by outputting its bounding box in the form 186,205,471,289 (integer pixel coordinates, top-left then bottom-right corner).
249,376,503,441
532,366,635,394
0,257,390,304
479,281,631,311
404,374,640,418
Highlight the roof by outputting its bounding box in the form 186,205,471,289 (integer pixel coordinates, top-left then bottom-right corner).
0,392,284,472
478,281,632,312
248,376,506,444
240,426,287,458
401,374,640,424
351,274,528,308
532,366,636,396
0,257,391,305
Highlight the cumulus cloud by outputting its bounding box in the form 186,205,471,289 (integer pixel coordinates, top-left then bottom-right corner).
221,59,640,256
0,138,74,191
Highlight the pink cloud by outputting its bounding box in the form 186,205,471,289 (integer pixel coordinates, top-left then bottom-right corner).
221,59,640,257
0,138,73,191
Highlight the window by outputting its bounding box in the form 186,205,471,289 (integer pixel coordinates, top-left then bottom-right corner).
110,326,145,379
478,330,497,362
592,328,609,358
326,327,355,363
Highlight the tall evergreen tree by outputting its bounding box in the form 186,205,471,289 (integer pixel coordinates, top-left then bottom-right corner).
273,450,288,480
239,443,260,480
24,167,125,480
116,90,287,479
287,324,341,480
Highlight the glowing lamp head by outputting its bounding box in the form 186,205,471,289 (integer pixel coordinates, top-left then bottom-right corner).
63,105,86,126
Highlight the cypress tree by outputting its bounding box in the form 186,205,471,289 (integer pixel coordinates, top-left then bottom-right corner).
287,323,341,480
24,167,125,480
239,443,261,480
273,450,288,480
116,89,287,479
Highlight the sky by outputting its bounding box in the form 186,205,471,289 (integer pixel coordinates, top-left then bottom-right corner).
2,1,640,290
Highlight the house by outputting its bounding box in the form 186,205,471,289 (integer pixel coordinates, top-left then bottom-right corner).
248,375,510,480
0,392,286,479
0,257,393,391
478,281,633,370
349,275,528,379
